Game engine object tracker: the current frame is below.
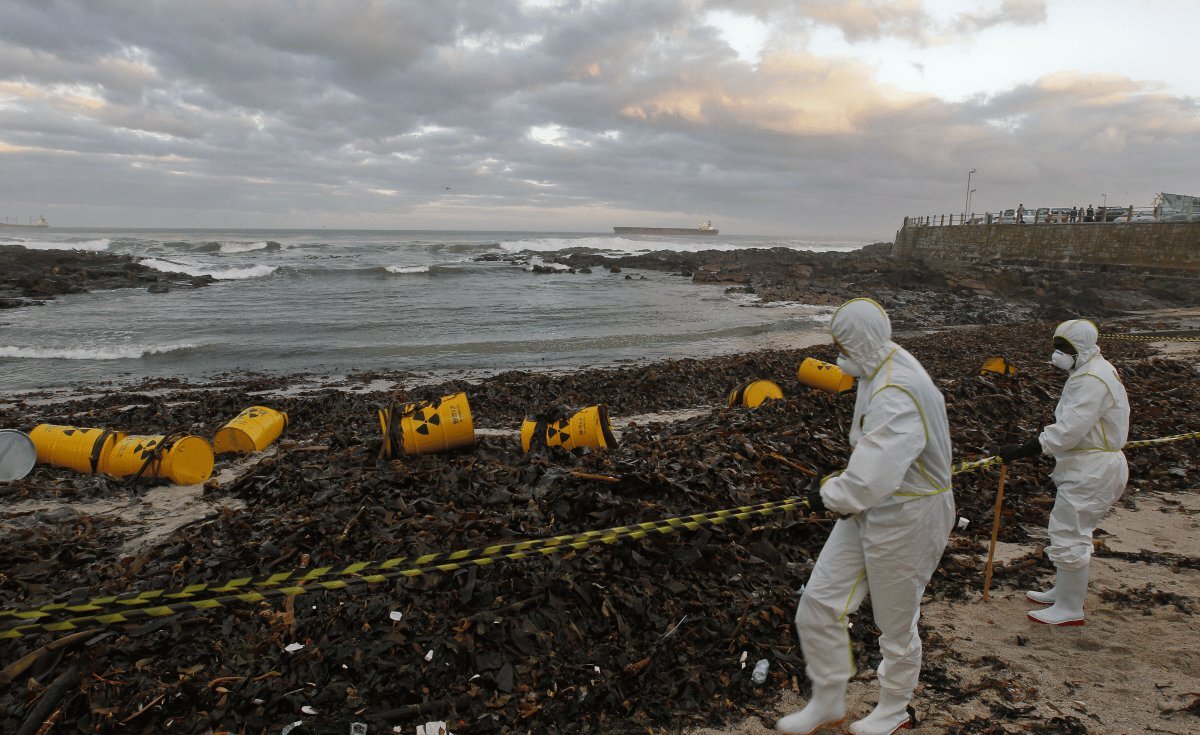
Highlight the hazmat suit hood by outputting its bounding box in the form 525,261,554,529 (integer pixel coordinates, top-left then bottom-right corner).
1053,319,1101,373
830,298,893,377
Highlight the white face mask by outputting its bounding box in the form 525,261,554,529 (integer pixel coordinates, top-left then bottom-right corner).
1050,350,1076,371
837,353,865,377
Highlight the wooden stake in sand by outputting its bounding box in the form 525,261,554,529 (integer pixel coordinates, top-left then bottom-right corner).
982,464,1008,601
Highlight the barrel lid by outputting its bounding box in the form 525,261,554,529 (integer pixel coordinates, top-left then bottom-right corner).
0,429,37,482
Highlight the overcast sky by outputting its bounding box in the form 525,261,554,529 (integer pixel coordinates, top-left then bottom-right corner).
1,0,1197,238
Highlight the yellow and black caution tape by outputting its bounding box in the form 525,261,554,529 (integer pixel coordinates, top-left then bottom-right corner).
1101,332,1200,343
2,430,1195,640
0,497,820,628
5,456,1002,626
953,455,1002,474
0,498,818,640
1126,430,1200,449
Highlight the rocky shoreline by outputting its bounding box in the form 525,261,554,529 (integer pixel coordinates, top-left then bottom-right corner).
2,240,1199,734
0,244,212,309
2,315,1198,734
7,241,1198,329
486,242,1200,328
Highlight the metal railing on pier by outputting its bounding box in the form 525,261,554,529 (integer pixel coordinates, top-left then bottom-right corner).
904,206,1199,227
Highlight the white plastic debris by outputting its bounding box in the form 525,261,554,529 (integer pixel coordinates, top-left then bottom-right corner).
957,516,970,530
389,610,404,622
752,659,769,684
739,650,748,669
301,705,319,715
281,722,304,735
416,722,450,735
284,642,305,653
424,650,434,662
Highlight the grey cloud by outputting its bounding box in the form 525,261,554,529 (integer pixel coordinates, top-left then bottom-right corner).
0,1,1195,236
951,0,1047,35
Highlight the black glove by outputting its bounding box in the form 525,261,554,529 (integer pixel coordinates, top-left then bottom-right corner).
804,475,828,514
998,437,1042,463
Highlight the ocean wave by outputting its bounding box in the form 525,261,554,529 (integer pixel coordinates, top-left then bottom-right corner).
0,343,197,360
524,256,571,272
186,240,283,254
500,236,629,253
17,238,111,252
140,258,279,280
383,264,431,274
219,240,283,254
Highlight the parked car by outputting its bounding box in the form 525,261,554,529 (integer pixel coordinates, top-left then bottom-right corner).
999,208,1034,224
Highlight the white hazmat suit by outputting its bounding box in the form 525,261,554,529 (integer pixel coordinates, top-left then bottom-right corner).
1025,319,1129,625
776,299,954,735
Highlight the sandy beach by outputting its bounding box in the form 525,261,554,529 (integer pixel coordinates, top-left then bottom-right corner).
691,487,1200,735
1,248,1198,734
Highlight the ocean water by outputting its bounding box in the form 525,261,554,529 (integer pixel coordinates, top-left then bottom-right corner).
0,229,872,393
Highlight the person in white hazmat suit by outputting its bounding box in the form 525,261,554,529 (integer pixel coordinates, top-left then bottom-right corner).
997,319,1129,626
776,299,955,735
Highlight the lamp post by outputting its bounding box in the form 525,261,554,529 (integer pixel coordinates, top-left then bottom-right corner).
964,169,977,220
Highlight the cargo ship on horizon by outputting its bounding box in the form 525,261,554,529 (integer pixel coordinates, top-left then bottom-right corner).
0,216,49,229
613,220,718,236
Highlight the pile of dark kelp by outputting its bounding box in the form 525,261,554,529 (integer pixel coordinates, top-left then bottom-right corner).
1,323,1197,734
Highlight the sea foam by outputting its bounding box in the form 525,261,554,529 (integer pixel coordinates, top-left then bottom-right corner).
0,343,197,360
18,238,111,252
383,264,431,274
218,241,281,254
140,258,279,280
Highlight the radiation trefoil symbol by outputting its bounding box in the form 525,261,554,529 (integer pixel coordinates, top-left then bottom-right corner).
413,410,441,436
546,421,570,445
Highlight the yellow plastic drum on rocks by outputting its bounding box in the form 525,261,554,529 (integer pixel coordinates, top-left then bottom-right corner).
29,424,123,475
378,393,475,458
100,434,215,485
521,405,618,452
727,379,784,408
797,357,855,394
980,356,1018,377
0,429,37,482
213,406,289,454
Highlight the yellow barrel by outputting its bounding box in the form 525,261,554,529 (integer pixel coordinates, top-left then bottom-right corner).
521,405,618,452
213,405,289,454
29,424,123,475
100,434,215,485
378,393,474,457
727,379,784,408
797,357,855,394
980,356,1017,377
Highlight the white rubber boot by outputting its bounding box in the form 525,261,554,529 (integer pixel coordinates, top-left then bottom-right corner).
848,690,911,735
1025,583,1056,605
1027,564,1088,626
775,684,847,734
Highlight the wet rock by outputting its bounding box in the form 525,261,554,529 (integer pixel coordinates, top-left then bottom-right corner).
0,245,212,306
